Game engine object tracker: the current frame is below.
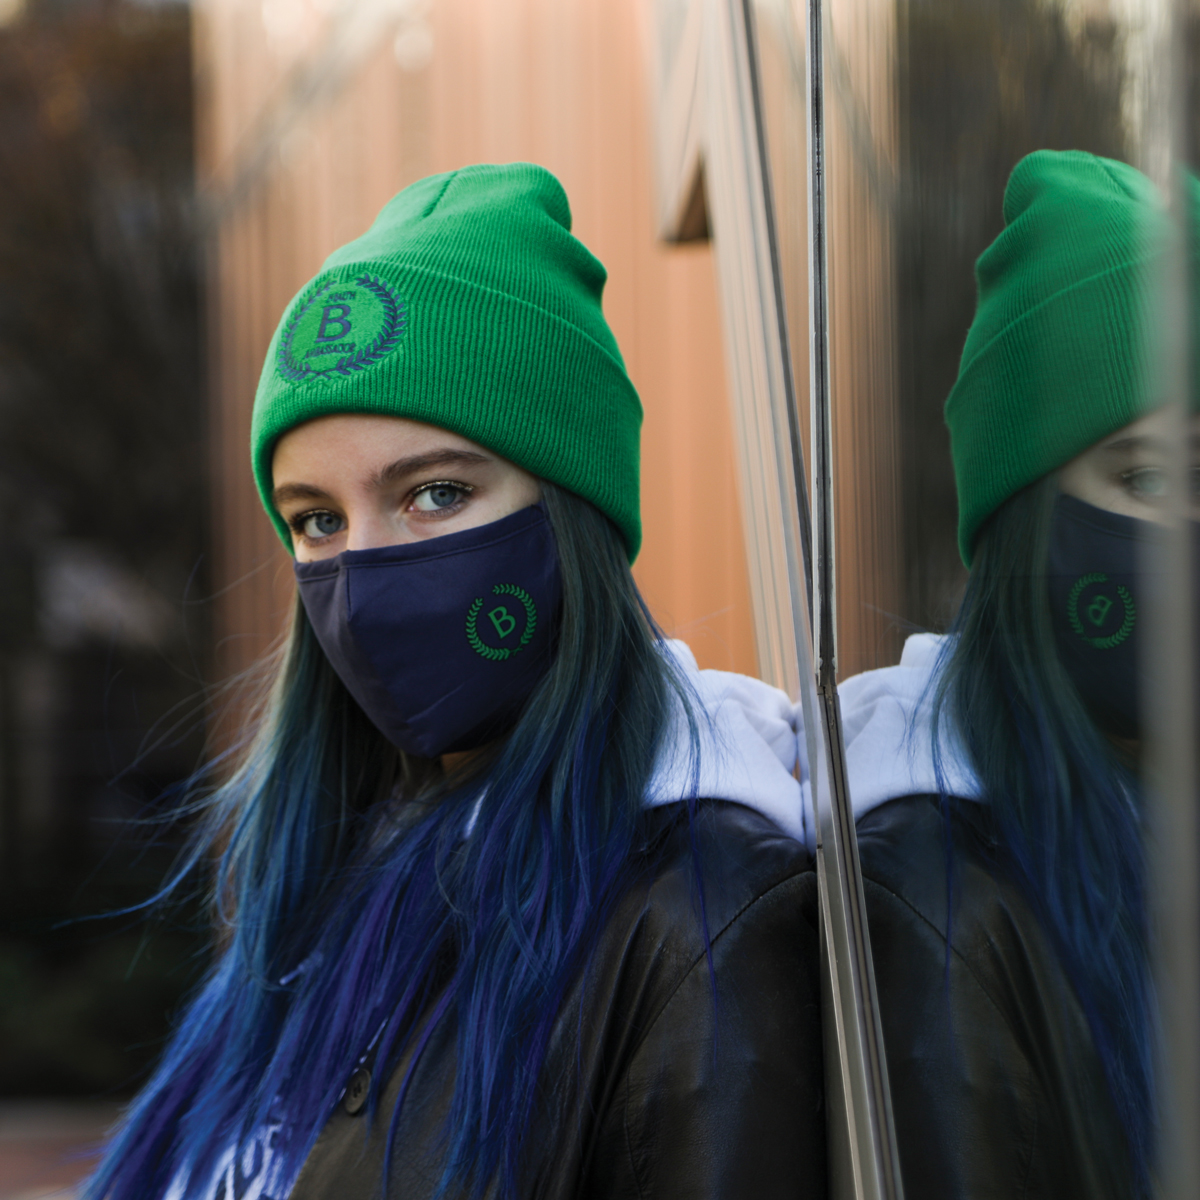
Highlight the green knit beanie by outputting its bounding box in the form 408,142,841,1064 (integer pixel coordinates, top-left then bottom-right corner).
945,150,1171,564
251,163,643,559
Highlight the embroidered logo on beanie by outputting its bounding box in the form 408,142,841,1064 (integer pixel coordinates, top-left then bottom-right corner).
277,271,407,384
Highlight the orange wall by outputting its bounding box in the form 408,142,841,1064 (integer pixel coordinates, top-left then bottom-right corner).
197,0,757,682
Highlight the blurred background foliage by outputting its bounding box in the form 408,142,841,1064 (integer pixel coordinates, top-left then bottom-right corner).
0,0,209,1099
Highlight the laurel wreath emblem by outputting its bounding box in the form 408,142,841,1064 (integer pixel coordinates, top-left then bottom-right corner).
276,273,407,384
1067,572,1136,649
466,585,538,661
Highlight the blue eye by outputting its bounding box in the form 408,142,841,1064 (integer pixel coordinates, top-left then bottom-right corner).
412,482,471,512
1123,467,1167,500
299,510,344,539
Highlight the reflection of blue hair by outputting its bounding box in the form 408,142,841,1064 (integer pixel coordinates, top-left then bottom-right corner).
86,484,701,1200
932,474,1149,1191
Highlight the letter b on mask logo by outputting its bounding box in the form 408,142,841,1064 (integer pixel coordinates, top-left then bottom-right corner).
488,606,517,640
1086,594,1113,627
467,585,538,661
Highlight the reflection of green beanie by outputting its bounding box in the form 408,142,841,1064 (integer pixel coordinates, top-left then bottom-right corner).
251,163,643,559
945,150,1169,564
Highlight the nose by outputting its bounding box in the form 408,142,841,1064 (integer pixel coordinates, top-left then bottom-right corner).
345,505,411,552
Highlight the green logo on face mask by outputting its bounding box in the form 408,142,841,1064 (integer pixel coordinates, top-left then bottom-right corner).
466,585,537,660
1067,573,1136,649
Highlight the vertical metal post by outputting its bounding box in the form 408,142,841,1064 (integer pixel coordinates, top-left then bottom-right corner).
804,0,904,1196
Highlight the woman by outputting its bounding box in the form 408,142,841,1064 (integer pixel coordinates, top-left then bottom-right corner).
827,149,1181,1197
86,164,825,1199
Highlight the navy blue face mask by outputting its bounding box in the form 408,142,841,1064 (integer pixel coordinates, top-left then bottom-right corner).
1044,492,1200,739
1047,495,1145,737
294,503,562,758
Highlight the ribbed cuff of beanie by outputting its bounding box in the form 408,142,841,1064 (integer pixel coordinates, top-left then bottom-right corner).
251,259,643,560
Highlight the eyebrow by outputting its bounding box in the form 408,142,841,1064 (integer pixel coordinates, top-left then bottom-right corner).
1098,435,1182,454
271,481,331,507
371,449,491,489
271,449,492,509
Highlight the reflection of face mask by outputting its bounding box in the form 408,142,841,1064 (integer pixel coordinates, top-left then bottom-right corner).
294,504,562,758
1047,494,1146,737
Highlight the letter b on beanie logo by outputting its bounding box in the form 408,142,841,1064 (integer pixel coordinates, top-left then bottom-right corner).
277,272,407,384
316,304,352,342
467,585,537,661
1068,573,1136,649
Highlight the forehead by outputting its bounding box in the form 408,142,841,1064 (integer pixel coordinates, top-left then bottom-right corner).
272,414,489,479
1091,409,1200,455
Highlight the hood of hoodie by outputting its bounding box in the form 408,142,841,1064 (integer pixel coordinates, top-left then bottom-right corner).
646,640,811,842
645,635,981,847
830,633,981,819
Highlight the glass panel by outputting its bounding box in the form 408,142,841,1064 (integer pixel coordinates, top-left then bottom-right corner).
1150,4,1200,1191
753,0,1183,662
750,0,1200,1194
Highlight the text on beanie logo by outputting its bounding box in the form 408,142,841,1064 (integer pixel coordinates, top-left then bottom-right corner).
1068,572,1136,649
466,585,537,661
277,272,407,384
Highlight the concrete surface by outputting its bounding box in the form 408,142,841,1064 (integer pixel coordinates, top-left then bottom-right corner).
0,1102,122,1200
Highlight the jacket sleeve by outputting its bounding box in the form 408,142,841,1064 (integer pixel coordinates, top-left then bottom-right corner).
581,870,826,1200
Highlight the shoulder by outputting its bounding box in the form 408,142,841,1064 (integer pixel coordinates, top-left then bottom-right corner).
856,793,1082,1003
585,801,816,1042
574,802,825,1198
571,796,825,1200
856,793,1064,1022
858,793,1009,944
637,799,816,951
856,795,1133,1198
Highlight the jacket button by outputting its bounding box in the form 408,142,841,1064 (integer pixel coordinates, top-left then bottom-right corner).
343,1067,371,1115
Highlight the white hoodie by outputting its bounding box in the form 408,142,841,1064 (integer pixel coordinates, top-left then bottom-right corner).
646,634,983,846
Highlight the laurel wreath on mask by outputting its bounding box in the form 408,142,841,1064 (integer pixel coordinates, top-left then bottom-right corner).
1067,572,1136,650
466,585,538,661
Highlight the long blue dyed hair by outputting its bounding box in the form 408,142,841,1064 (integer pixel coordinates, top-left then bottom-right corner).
932,473,1150,1188
86,482,698,1200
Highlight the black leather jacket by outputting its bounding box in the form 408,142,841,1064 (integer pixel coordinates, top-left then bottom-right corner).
290,800,826,1200
859,794,1136,1199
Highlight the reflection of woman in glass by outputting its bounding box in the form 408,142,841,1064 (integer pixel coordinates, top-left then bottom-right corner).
839,150,1176,1197
85,165,825,1200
